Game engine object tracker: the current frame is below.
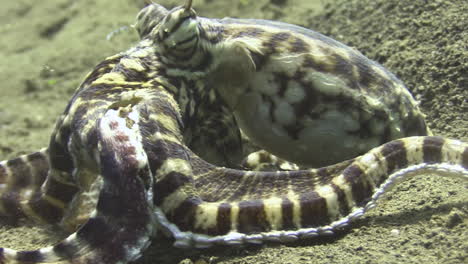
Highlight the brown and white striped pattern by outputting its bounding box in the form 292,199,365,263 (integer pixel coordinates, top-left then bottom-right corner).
0,149,77,224
1,1,467,264
1,102,155,264
148,136,467,249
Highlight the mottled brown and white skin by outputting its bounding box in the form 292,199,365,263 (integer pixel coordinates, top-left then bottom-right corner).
0,1,467,264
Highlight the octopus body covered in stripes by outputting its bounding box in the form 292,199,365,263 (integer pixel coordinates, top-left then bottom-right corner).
0,1,467,263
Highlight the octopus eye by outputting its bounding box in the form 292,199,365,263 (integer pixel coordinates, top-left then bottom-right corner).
134,2,169,38
155,1,200,58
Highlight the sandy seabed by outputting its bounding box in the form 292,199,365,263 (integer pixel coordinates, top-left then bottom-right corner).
0,0,466,263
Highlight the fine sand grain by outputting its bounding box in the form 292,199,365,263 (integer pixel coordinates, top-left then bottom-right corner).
0,0,466,263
